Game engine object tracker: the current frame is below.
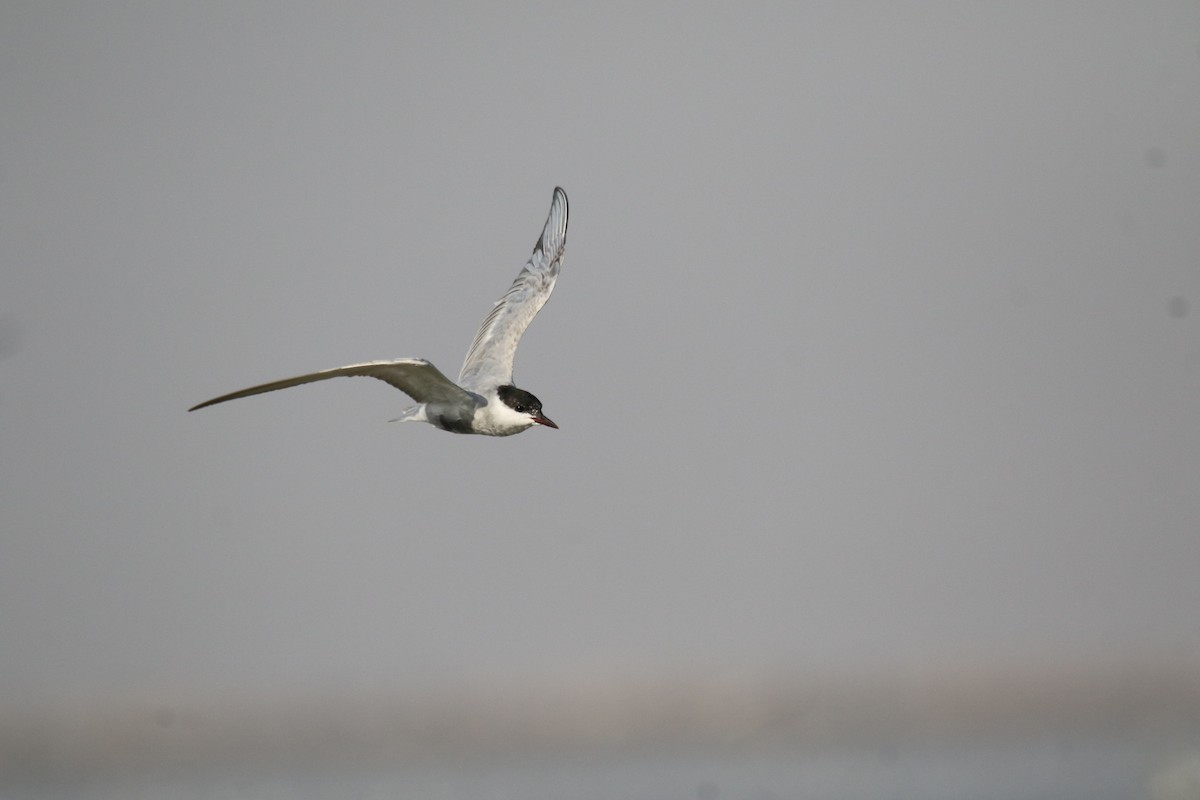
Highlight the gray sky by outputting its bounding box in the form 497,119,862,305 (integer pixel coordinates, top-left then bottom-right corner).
1,3,1198,709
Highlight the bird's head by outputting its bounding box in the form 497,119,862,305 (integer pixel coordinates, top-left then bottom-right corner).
497,385,558,429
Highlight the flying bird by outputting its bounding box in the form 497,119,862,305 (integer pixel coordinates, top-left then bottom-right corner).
190,187,568,436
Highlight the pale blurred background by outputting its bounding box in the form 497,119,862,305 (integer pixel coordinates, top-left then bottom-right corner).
1,3,1198,798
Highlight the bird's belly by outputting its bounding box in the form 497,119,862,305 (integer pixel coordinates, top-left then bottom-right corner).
427,405,480,434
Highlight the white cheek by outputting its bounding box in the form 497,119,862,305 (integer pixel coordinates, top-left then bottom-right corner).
472,401,533,435
494,404,532,426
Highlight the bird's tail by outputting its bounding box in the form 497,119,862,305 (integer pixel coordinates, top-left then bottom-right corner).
387,404,427,424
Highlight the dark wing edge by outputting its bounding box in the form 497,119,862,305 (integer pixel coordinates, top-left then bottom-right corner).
533,187,569,259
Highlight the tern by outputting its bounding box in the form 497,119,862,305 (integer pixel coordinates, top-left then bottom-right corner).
189,187,568,436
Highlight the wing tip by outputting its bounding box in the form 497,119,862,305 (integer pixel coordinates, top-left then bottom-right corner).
533,186,569,256
553,187,568,223
189,396,220,412
188,395,228,412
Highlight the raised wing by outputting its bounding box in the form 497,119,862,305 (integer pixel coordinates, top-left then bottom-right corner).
457,187,568,391
189,358,472,411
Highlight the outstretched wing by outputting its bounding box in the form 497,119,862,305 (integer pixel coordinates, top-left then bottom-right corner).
189,358,472,411
457,187,568,391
